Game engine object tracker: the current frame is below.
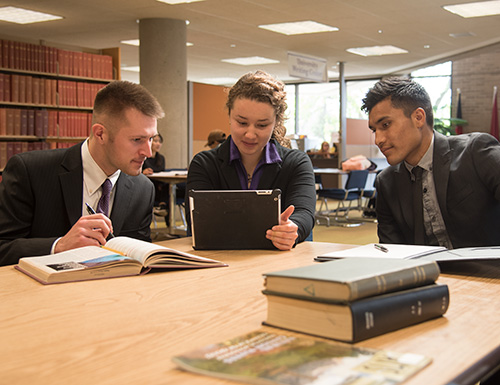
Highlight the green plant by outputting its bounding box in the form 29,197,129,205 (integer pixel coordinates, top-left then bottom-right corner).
433,117,468,136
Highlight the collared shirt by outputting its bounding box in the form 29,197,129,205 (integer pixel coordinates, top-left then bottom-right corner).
51,140,121,254
82,139,120,216
229,138,282,189
404,134,453,249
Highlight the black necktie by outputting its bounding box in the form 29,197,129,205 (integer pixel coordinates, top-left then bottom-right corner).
411,167,425,245
96,179,112,217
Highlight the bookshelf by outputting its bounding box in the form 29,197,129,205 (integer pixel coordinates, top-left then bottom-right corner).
0,39,120,171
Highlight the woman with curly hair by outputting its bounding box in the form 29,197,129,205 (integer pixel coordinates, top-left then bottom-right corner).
187,70,316,250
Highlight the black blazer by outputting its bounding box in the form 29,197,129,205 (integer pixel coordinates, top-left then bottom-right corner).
186,137,316,243
0,143,155,265
375,131,500,248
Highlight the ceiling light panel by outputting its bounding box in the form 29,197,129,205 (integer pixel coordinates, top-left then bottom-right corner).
156,0,205,4
443,0,500,18
221,56,280,65
346,45,408,57
0,6,62,24
259,21,338,35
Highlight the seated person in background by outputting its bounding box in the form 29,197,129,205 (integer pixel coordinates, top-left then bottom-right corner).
205,130,227,149
142,134,165,175
361,76,500,248
142,134,169,209
0,80,165,266
187,70,316,250
316,141,332,159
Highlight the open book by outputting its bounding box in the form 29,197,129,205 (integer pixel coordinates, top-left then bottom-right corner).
16,236,227,284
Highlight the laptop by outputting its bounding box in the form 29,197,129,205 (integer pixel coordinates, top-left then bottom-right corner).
189,189,281,250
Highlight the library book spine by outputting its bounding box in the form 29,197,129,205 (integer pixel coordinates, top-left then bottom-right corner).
351,284,449,342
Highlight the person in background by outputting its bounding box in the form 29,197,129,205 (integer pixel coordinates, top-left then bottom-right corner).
187,70,316,250
316,141,332,159
142,134,165,175
361,76,500,248
142,133,169,210
205,130,227,149
0,80,165,266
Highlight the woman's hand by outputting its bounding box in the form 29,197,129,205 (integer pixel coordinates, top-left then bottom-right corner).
266,205,298,250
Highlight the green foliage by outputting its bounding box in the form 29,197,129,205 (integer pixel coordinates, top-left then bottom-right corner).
433,117,468,136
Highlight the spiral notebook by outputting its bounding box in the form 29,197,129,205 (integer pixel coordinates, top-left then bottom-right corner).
189,189,281,250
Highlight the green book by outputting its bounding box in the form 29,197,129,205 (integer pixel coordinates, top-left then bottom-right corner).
173,330,432,385
264,257,440,302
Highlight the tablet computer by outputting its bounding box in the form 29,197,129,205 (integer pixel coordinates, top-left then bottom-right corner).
189,189,281,250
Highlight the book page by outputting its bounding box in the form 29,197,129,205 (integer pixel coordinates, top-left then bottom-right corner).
105,236,223,266
19,246,134,276
318,243,446,261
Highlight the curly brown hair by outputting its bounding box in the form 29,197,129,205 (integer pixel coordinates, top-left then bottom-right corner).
226,70,290,148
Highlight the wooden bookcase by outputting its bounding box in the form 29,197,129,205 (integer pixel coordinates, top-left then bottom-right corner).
0,39,120,171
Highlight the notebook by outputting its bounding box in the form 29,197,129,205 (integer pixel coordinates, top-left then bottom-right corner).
189,189,281,250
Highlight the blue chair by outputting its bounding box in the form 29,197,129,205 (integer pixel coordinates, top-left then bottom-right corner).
315,169,369,227
362,170,381,220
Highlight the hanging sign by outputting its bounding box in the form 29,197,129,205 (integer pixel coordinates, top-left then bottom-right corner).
288,52,328,82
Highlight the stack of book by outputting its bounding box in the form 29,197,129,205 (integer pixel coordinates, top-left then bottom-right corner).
262,257,449,343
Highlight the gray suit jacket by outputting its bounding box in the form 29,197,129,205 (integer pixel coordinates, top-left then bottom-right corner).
376,131,500,248
0,143,155,266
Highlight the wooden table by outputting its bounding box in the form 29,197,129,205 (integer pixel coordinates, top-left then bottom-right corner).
1,239,499,385
148,171,188,236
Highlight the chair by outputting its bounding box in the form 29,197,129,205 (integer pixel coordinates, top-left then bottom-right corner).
164,168,187,231
315,169,369,227
361,170,381,221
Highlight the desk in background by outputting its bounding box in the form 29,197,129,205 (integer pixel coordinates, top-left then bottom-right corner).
148,170,188,236
1,238,499,385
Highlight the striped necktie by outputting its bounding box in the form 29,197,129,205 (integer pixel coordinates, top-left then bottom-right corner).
96,178,112,217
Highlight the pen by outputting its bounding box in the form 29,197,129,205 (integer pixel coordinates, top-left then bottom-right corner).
85,203,115,238
374,243,389,253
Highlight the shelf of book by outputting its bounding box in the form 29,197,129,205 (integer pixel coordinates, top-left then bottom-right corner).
0,38,120,171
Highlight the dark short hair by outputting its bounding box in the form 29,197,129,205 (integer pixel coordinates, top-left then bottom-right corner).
361,77,434,127
92,80,164,125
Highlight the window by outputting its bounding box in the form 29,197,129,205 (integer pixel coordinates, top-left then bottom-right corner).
411,62,452,121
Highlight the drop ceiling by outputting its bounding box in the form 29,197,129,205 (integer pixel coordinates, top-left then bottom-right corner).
1,0,500,85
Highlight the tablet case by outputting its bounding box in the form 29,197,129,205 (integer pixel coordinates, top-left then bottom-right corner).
189,189,281,250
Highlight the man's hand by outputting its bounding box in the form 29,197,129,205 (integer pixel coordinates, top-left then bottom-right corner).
266,205,298,251
54,214,114,253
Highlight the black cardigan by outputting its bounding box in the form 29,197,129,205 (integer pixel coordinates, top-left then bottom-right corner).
186,136,316,243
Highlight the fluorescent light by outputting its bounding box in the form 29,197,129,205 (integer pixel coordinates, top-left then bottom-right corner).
0,6,62,24
221,56,280,65
121,66,140,72
346,45,408,57
121,39,193,47
156,0,205,4
121,39,140,46
197,77,238,85
259,21,338,35
443,0,500,18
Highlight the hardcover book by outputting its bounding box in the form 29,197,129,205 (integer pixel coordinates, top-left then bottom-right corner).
263,284,449,343
173,330,432,385
264,257,440,302
16,236,227,284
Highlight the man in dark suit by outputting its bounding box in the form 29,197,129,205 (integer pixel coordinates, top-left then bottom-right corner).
0,80,165,266
361,77,500,248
